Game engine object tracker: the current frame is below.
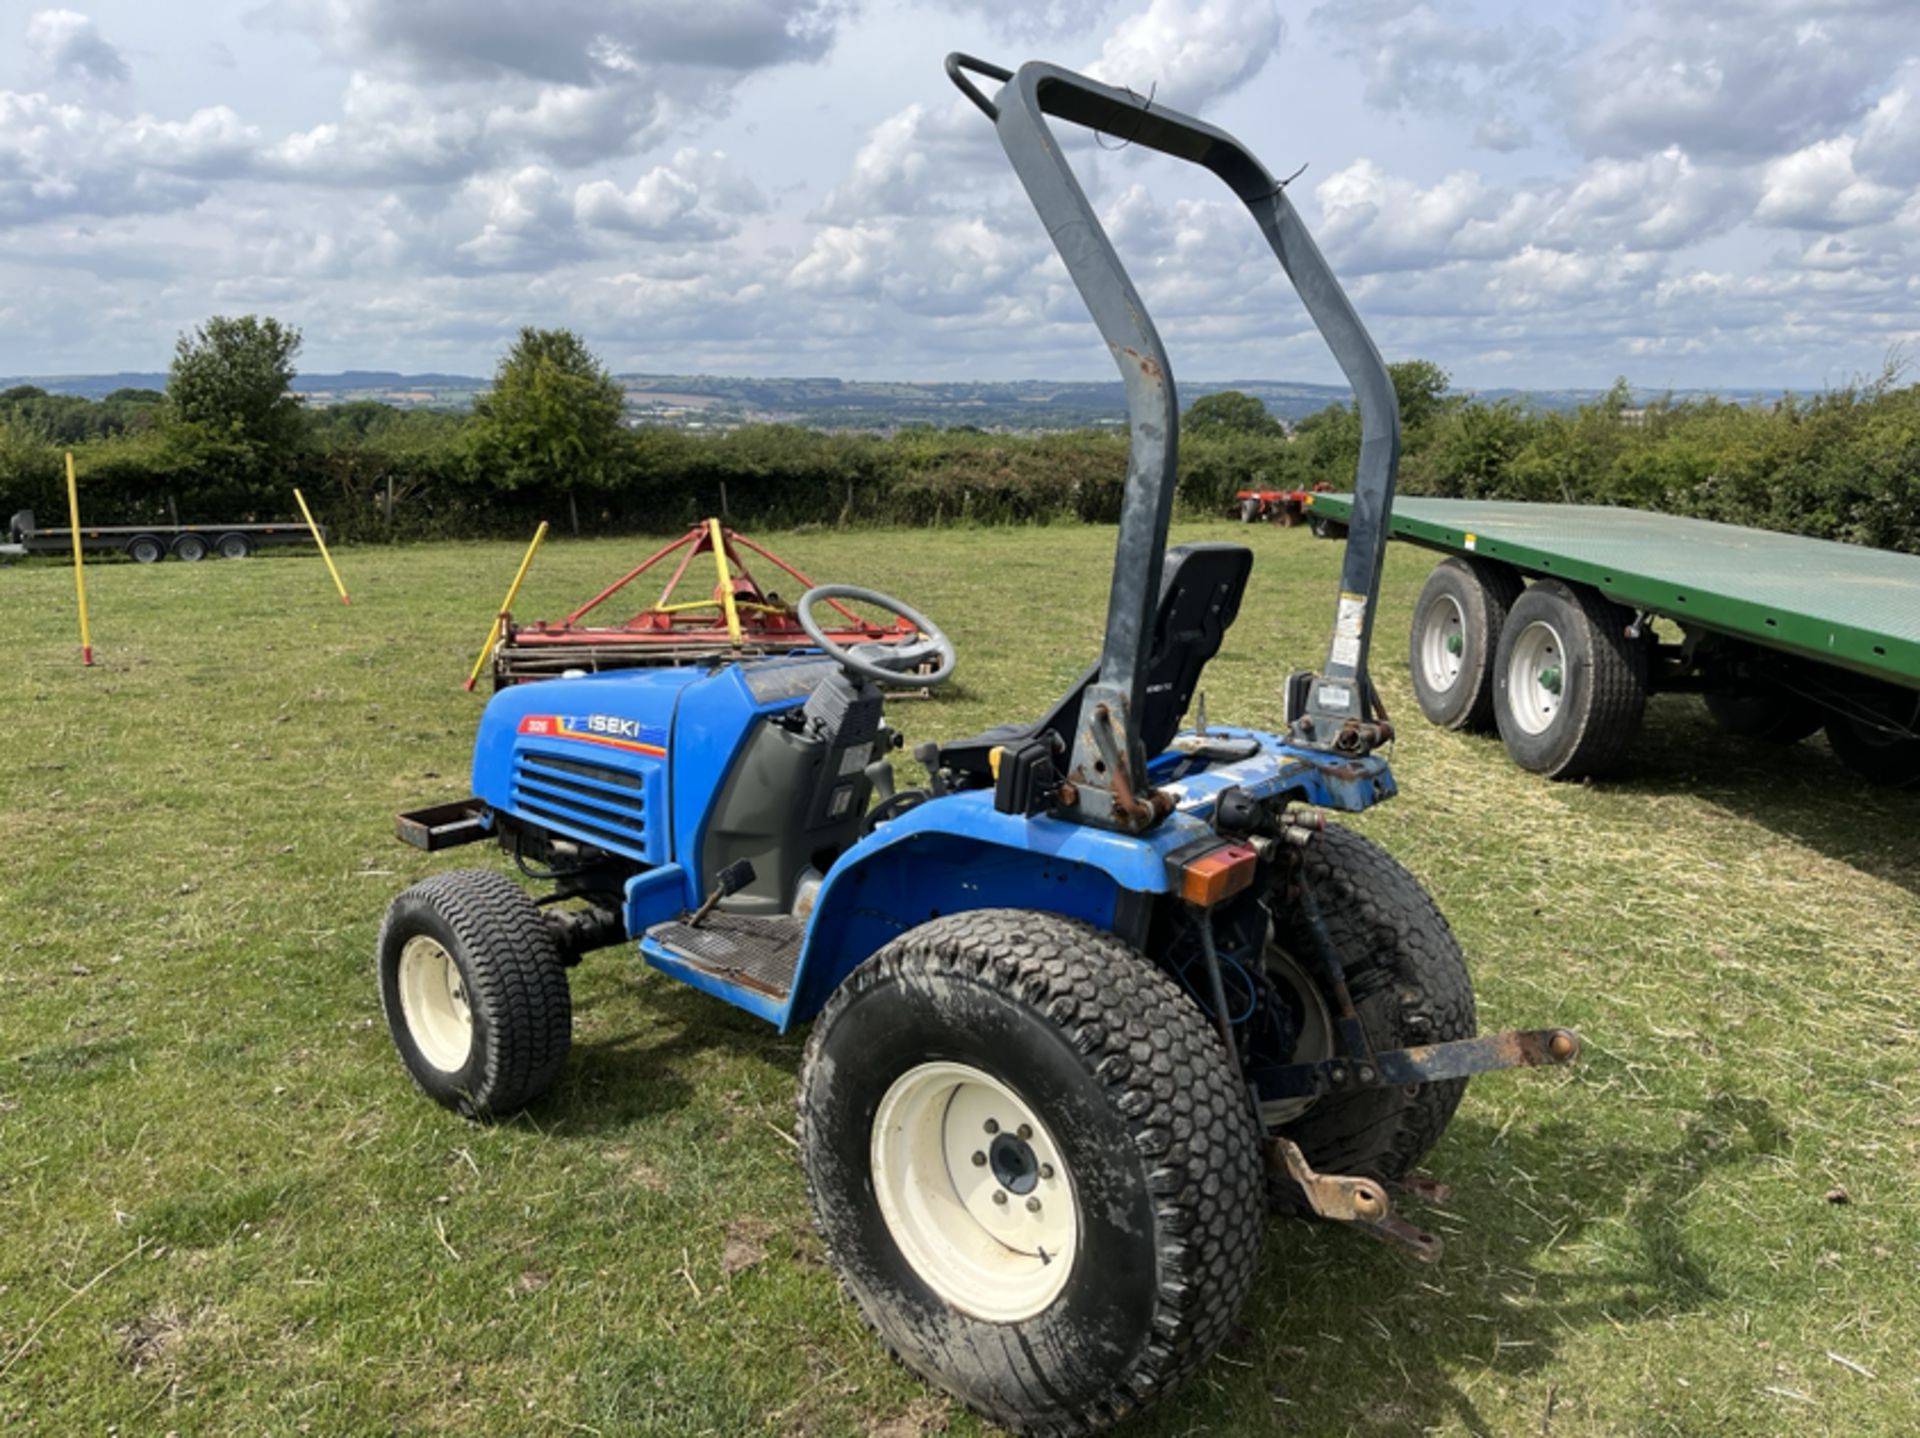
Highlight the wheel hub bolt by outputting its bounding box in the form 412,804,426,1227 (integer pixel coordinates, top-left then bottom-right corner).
991,1190,1007,1206
971,1151,987,1167
983,1118,999,1135
1016,1123,1033,1140
1025,1197,1041,1213
1038,1163,1054,1180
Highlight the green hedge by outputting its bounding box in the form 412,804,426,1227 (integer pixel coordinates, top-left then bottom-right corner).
6,379,1919,555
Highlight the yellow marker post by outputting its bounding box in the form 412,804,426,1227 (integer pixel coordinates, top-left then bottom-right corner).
464,521,550,692
707,517,743,645
293,487,350,604
64,452,93,666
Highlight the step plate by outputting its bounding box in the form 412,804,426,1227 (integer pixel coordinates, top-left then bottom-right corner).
644,914,803,999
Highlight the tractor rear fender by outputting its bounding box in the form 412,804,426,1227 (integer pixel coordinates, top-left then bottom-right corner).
781,800,1178,1029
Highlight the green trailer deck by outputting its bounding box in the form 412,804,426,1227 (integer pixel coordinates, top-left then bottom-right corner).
1304,494,1920,787
1307,495,1920,688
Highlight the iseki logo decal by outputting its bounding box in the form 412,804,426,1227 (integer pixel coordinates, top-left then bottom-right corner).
518,713,667,756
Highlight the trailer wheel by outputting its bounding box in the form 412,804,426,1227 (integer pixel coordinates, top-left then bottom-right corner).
1493,579,1647,780
1267,824,1476,1180
127,535,164,564
215,533,254,559
798,909,1262,1436
376,868,571,1119
1703,687,1822,744
1408,557,1526,731
1310,516,1347,540
172,533,208,562
1824,686,1920,789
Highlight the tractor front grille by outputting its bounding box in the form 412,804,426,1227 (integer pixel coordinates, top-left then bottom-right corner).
511,749,655,858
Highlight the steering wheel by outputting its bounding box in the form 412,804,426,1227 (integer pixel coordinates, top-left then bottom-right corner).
797,584,957,688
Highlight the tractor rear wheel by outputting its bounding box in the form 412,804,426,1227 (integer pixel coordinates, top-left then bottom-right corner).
1267,824,1476,1183
797,909,1263,1437
376,868,571,1119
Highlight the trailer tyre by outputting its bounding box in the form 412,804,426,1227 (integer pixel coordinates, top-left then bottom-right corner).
172,533,208,562
376,868,571,1119
1493,579,1647,779
1824,686,1920,789
1408,557,1526,731
798,909,1262,1437
127,536,164,564
215,533,254,559
1267,824,1476,1182
1703,687,1822,744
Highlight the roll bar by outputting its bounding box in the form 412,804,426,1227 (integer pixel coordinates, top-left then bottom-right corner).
948,54,1401,831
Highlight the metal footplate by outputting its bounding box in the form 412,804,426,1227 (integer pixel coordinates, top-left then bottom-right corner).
643,914,803,999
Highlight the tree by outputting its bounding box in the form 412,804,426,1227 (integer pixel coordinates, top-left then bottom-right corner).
1183,389,1282,437
468,329,626,528
1388,359,1454,433
166,315,305,457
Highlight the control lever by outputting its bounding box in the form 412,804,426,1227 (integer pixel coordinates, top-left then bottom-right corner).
688,859,755,929
913,740,949,797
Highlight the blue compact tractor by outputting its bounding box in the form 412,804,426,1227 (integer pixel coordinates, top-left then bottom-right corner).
378,56,1580,1435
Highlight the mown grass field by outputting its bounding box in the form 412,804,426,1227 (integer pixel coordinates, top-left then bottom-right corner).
2,521,1916,1437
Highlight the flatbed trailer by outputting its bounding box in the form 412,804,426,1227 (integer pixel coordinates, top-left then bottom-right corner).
1304,493,1920,788
4,508,316,563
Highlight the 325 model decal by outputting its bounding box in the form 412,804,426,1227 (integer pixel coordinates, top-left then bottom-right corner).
517,713,668,756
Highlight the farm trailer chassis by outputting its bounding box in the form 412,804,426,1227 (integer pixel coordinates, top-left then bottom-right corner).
1307,493,1920,786
375,57,1583,1435
4,507,315,563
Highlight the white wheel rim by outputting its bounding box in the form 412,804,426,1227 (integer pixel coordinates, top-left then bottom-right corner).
1259,944,1336,1126
1417,594,1468,694
870,1061,1078,1322
1507,619,1568,735
398,935,473,1071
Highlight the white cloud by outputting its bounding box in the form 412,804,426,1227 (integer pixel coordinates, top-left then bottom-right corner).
25,9,128,85
1567,0,1915,159
1755,136,1902,230
1086,0,1284,109
575,149,765,240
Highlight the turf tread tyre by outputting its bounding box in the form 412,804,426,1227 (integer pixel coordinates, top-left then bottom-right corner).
1272,825,1476,1181
376,868,571,1118
1493,578,1647,780
1408,557,1526,732
797,908,1263,1438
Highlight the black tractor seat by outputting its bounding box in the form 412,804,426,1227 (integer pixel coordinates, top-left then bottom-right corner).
939,542,1253,786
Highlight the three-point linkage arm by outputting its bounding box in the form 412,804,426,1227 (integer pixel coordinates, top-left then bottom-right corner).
946,54,1402,832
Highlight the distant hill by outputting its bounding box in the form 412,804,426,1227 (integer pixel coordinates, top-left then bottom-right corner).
0,370,1807,429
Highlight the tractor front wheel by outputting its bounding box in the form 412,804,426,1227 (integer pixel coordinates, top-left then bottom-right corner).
376,868,571,1119
797,909,1263,1437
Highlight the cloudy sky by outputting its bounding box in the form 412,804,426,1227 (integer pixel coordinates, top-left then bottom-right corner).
2,0,1916,389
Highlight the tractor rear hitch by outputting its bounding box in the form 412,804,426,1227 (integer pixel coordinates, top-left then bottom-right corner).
1269,1138,1445,1262
1256,1026,1581,1101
